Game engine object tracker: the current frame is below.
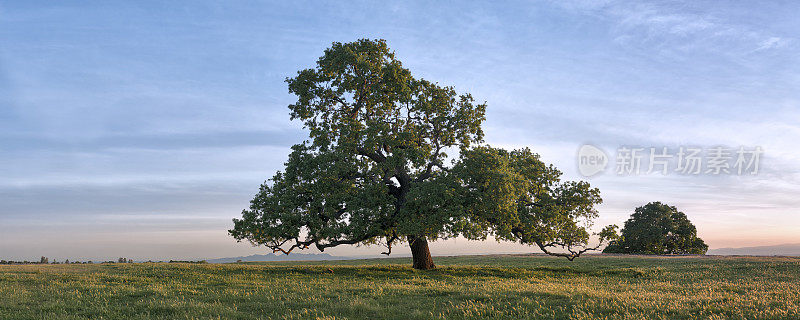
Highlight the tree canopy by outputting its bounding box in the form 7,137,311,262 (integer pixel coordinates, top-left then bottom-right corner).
603,202,708,255
229,39,617,269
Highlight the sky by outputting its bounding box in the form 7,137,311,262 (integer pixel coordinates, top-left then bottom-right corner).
1,1,799,261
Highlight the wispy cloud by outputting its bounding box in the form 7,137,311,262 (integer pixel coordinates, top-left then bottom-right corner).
555,1,794,58
755,36,790,51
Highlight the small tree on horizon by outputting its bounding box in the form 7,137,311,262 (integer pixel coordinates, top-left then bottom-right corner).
229,39,618,269
604,202,708,255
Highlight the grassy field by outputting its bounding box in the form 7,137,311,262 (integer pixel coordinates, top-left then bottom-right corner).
1,254,799,319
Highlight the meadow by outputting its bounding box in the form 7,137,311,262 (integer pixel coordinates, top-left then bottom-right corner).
1,254,799,319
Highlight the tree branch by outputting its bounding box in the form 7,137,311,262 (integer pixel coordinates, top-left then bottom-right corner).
534,240,607,261
356,146,386,163
381,231,399,256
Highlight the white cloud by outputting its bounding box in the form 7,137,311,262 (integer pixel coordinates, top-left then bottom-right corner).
755,36,790,51
555,1,794,57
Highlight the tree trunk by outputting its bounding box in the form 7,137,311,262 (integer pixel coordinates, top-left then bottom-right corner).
408,235,435,270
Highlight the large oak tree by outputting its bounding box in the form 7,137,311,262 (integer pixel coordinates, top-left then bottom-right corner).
603,202,707,255
230,39,617,269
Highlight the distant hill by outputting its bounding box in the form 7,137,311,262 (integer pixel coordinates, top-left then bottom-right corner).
206,253,355,264
708,243,800,256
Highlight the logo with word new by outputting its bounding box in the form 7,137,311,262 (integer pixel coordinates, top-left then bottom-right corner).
577,144,608,177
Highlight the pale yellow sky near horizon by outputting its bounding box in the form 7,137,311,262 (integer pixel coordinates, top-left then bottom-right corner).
2,223,797,261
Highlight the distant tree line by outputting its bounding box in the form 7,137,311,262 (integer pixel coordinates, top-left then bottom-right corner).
0,258,209,265
0,257,135,265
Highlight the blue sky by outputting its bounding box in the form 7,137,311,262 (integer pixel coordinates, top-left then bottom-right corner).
1,1,799,261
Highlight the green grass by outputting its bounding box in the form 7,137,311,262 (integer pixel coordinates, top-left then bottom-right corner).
2,254,799,319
